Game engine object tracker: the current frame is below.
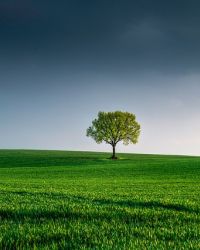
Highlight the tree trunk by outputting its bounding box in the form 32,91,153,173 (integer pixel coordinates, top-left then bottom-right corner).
111,144,117,159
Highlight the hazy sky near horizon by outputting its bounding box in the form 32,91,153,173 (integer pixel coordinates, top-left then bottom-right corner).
1,0,200,155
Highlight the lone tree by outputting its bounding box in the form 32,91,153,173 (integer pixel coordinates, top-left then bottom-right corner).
86,111,141,159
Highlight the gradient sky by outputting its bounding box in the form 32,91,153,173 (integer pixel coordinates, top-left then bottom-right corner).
1,0,200,155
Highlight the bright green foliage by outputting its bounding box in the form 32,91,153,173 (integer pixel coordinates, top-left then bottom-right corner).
0,150,199,249
87,111,141,158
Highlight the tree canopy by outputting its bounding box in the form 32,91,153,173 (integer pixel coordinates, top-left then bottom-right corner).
86,111,141,159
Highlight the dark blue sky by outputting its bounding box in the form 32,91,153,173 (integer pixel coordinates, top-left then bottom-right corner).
1,0,200,154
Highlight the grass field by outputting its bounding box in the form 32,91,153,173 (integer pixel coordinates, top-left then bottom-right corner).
0,150,199,249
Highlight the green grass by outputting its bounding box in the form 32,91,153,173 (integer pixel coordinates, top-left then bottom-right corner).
0,150,199,249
